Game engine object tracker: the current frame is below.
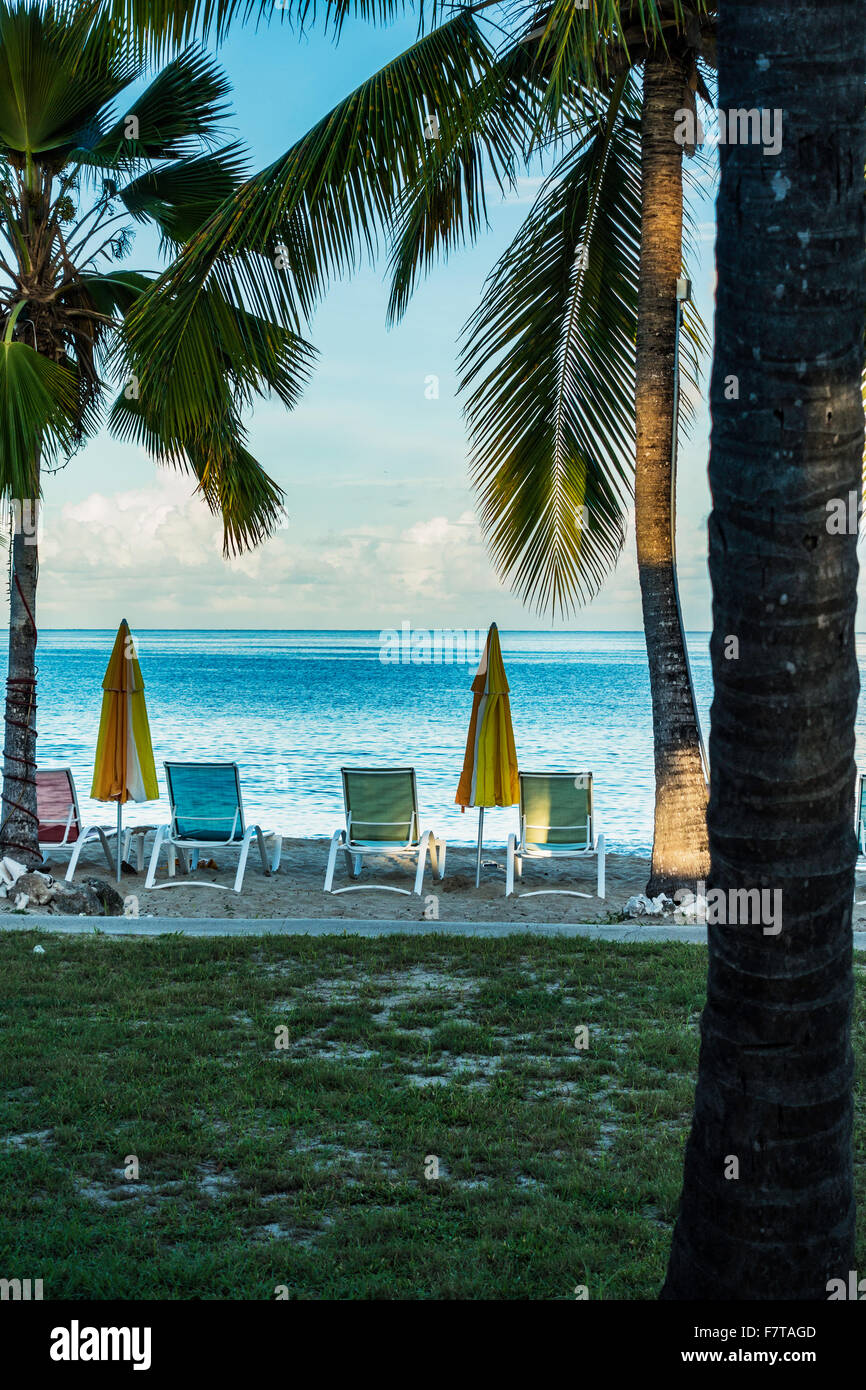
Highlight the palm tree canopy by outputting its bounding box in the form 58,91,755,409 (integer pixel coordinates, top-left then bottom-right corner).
0,0,314,553
116,0,715,609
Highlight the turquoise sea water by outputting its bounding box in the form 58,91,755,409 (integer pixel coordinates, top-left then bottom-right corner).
0,629,723,854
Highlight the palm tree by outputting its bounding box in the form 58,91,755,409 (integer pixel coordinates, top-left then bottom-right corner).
662,0,864,1297
0,0,313,865
120,0,717,894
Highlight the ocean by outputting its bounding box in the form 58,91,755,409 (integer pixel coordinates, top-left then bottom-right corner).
0,628,713,855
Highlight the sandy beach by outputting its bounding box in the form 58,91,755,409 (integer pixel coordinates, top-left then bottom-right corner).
2,837,647,922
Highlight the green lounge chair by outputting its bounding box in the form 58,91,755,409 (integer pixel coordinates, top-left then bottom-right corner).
145,761,282,894
506,771,605,898
324,767,446,896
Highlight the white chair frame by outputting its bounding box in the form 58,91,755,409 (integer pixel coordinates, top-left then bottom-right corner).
38,766,134,883
324,767,446,896
506,771,605,899
145,762,282,894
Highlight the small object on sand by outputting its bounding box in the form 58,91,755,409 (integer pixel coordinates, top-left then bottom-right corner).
0,856,28,887
625,892,674,918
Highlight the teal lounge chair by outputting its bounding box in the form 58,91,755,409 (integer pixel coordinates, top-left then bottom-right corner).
145,761,282,894
506,771,605,898
324,767,446,896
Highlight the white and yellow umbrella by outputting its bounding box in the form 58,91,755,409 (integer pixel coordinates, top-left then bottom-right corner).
91,620,159,881
455,623,519,885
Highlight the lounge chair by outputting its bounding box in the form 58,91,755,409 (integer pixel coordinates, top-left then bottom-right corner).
506,771,605,898
324,767,446,896
37,766,133,883
145,761,282,894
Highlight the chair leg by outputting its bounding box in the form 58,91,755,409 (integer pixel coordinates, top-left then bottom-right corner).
414,831,432,896
324,829,344,893
234,829,255,893
351,854,362,878
430,837,446,880
597,834,606,900
65,832,91,884
254,827,270,875
270,835,283,873
506,834,516,897
145,827,167,889
94,827,115,874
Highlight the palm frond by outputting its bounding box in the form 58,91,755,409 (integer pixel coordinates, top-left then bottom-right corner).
76,46,232,169
112,280,316,485
386,38,543,326
0,0,140,158
118,143,247,248
105,0,439,52
123,8,505,364
0,336,80,494
459,73,640,616
109,389,285,554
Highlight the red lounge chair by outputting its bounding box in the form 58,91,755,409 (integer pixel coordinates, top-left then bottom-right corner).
36,766,130,883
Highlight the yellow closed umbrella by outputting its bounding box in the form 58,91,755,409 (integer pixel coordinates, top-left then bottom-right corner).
455,623,519,885
91,619,159,881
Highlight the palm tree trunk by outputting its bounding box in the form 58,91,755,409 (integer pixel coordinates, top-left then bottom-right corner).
662,0,865,1299
0,479,41,867
636,53,710,897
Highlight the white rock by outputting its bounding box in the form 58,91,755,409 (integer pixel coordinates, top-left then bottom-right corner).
0,856,28,886
32,945,45,954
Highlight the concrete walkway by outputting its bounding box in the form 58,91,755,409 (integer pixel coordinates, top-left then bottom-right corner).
3,914,866,948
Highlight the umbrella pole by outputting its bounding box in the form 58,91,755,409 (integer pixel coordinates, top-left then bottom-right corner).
116,799,122,884
475,807,484,888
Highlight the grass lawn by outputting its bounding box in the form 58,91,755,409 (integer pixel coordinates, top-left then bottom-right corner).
2,930,864,1300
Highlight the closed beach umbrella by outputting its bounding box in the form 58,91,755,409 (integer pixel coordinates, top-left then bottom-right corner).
455,622,519,885
91,620,159,882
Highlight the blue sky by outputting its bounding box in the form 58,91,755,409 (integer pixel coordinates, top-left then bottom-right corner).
39,13,722,631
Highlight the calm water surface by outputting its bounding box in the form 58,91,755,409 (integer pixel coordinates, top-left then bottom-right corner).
6,628,859,854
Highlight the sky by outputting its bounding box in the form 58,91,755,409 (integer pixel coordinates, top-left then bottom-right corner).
34,12,725,631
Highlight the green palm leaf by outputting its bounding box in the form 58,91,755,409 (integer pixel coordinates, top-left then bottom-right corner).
385,40,544,325
0,0,139,157
459,74,640,615
0,336,80,495
118,143,247,247
109,390,285,554
123,8,506,364
76,45,232,169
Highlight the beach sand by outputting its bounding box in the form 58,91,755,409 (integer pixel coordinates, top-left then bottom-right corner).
9,838,866,926
9,837,645,922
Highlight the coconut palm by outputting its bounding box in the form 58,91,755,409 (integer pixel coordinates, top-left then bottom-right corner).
662,0,864,1297
120,0,717,894
0,0,313,864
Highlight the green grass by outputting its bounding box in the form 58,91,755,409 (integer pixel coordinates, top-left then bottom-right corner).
1,931,864,1300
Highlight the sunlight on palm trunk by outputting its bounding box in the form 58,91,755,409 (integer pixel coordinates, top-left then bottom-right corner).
636,54,710,897
1,479,40,865
663,0,864,1298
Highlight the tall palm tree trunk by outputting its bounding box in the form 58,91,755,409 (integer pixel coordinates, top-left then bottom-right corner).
1,477,41,867
662,0,865,1299
636,53,710,897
